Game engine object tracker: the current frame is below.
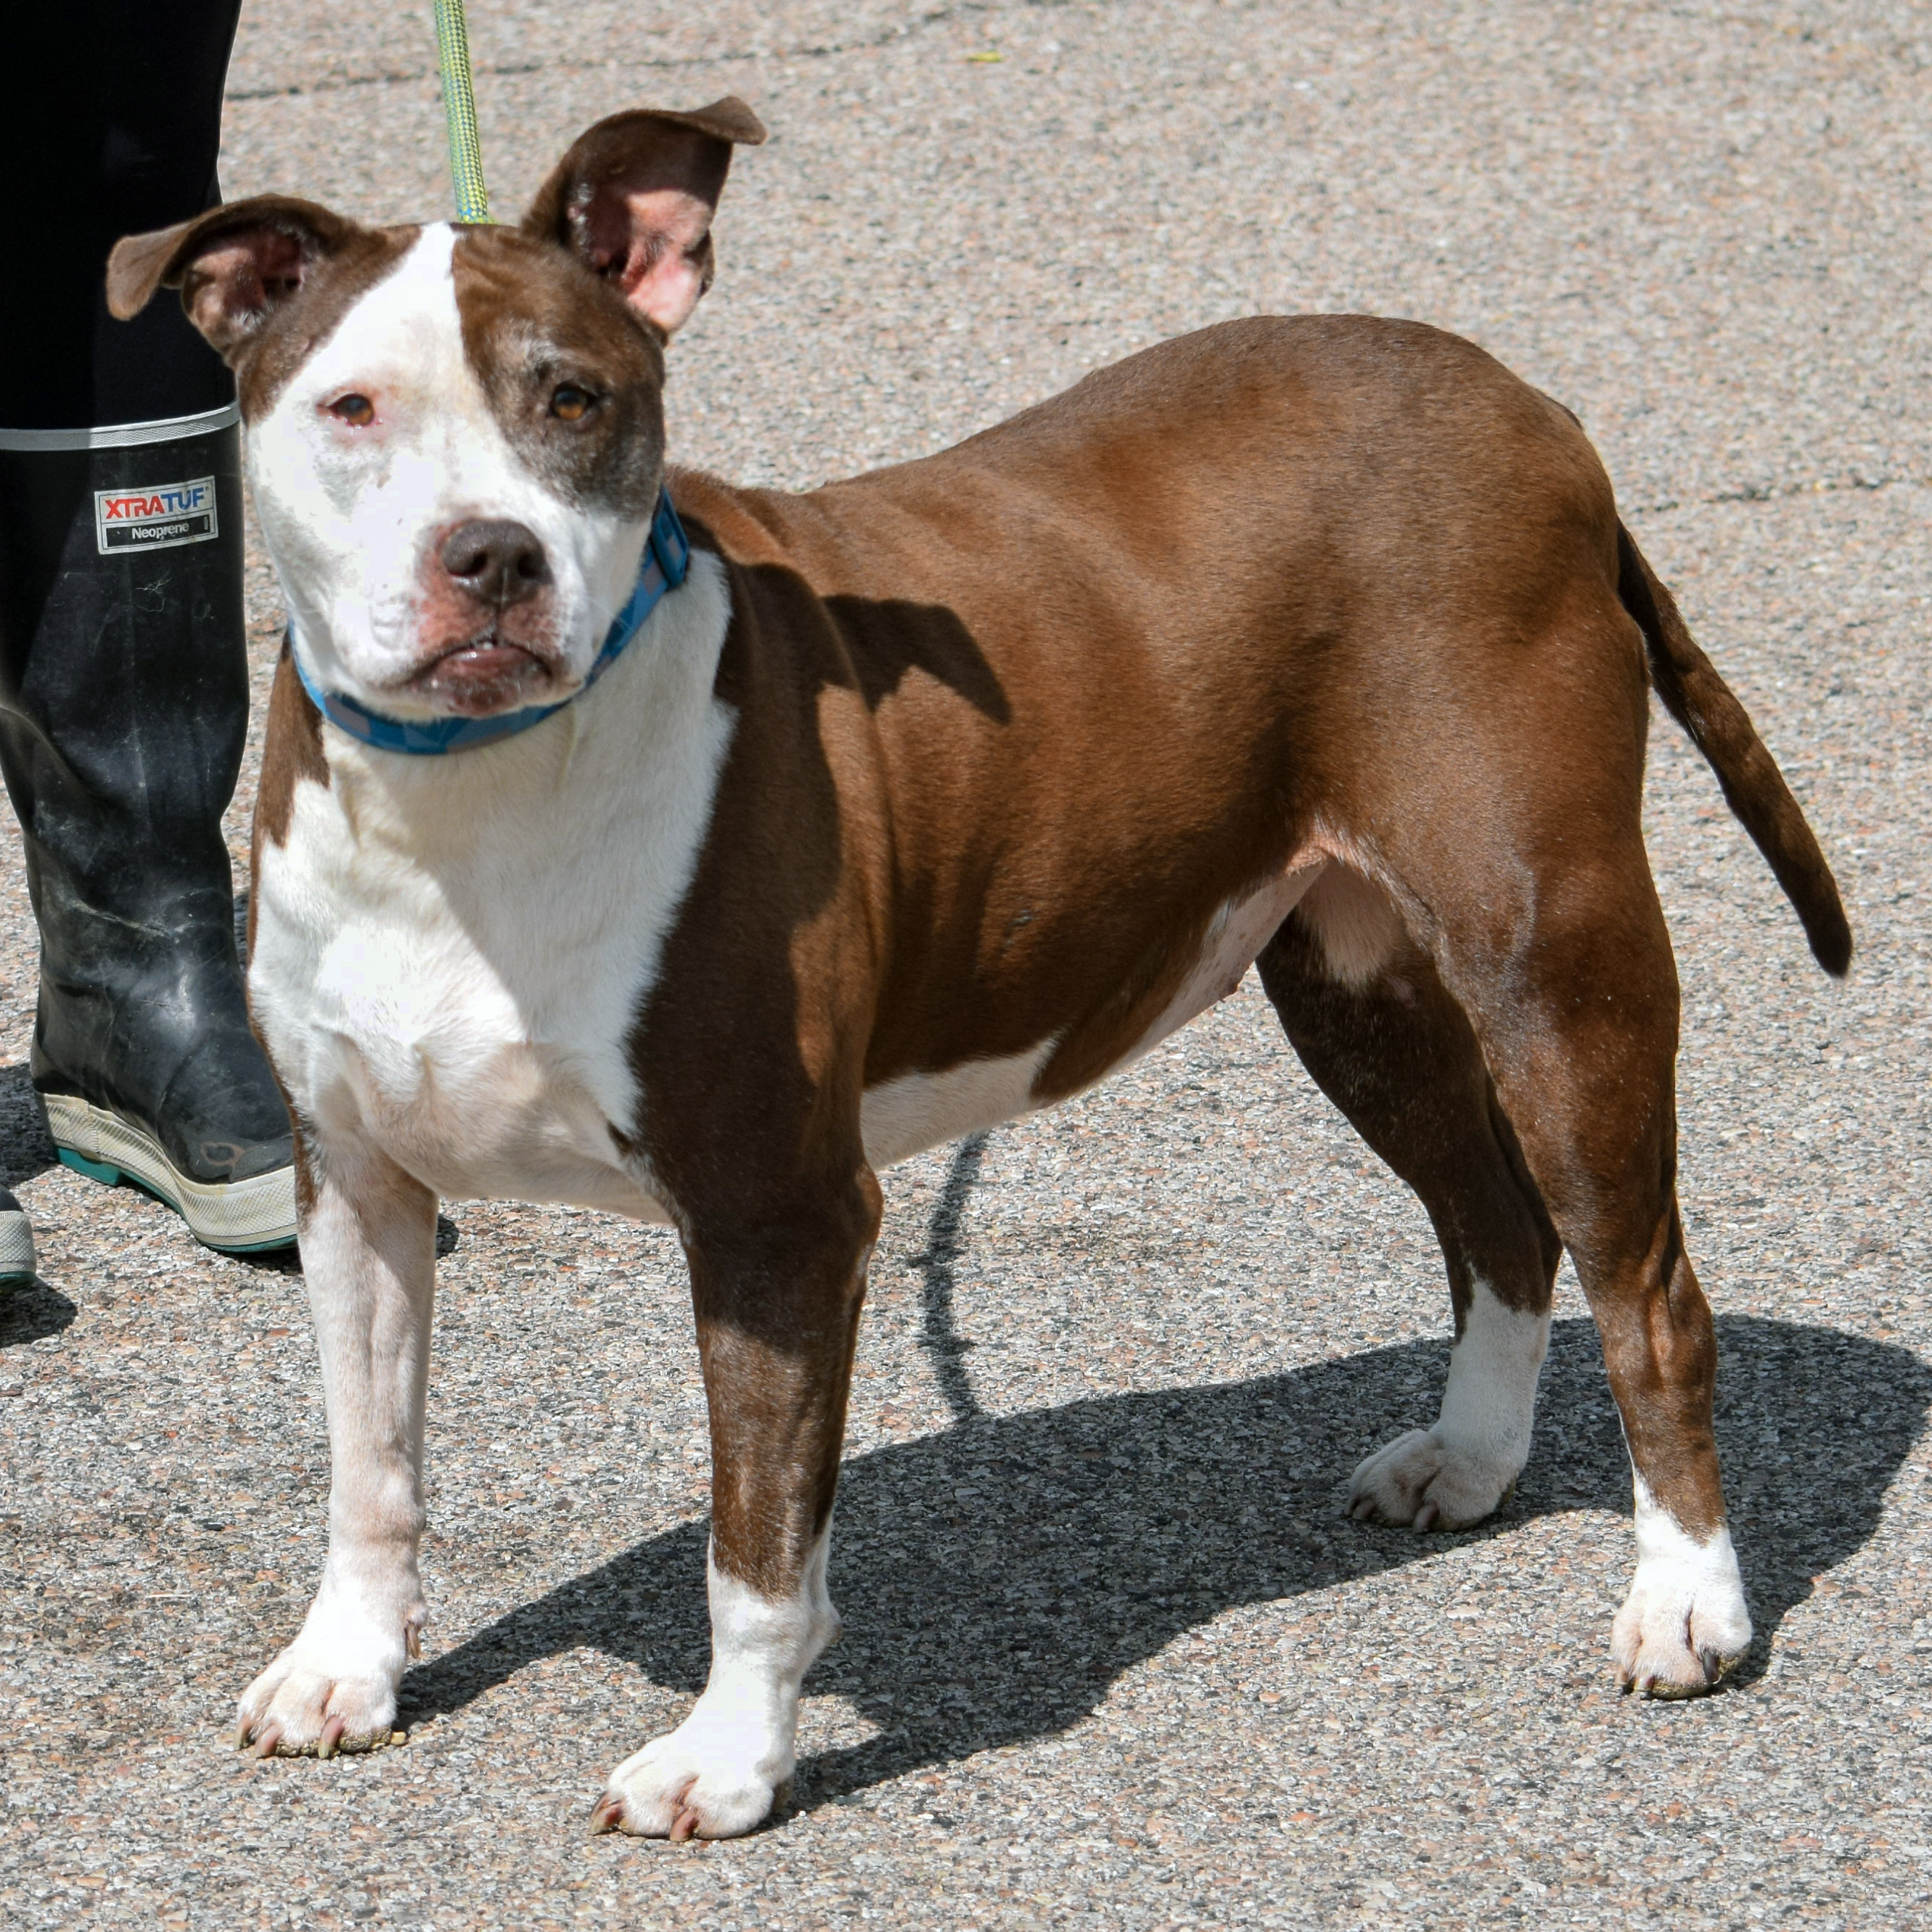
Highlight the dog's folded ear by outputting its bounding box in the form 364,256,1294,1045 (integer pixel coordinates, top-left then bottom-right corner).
107,196,361,358
523,98,767,337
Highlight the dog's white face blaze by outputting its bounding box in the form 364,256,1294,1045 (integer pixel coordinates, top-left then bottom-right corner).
247,224,652,717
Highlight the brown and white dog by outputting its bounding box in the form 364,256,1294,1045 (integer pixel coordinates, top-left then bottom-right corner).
107,99,1849,1839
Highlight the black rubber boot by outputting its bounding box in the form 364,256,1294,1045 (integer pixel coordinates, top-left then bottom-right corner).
0,424,297,1253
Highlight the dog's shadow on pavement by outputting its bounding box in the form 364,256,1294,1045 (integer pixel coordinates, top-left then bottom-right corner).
400,1307,1931,1803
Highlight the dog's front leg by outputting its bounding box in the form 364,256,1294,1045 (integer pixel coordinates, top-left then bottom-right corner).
237,1139,437,1757
595,1178,880,1840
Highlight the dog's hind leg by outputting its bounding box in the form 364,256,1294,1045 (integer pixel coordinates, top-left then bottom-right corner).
235,1139,438,1757
1361,782,1749,1696
1258,865,1560,1533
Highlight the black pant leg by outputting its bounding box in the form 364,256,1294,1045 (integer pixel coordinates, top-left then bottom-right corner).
0,0,243,432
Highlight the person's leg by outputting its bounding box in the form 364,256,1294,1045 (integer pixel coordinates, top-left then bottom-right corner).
0,0,295,1253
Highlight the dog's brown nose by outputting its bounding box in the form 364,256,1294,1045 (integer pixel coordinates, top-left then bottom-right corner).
440,519,550,607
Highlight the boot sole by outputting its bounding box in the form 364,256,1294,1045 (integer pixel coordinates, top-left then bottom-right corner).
44,1094,298,1253
0,1203,35,1285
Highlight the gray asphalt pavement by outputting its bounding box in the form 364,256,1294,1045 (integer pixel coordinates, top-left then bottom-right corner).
4,3,1930,1926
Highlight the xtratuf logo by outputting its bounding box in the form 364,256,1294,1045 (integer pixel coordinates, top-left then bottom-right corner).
94,476,219,554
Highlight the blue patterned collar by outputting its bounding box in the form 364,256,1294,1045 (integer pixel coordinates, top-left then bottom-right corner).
293,490,691,755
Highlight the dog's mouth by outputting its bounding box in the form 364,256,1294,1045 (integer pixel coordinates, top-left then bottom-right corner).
403,635,565,716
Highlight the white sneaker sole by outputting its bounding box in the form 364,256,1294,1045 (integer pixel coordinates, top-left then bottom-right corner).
0,1203,34,1283
44,1092,298,1253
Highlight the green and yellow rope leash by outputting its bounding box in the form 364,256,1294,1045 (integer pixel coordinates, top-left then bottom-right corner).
433,0,491,223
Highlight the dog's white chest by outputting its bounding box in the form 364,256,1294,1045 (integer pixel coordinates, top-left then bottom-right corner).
287,854,654,1213
250,558,734,1215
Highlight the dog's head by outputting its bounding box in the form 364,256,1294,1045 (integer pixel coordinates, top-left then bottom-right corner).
107,100,764,721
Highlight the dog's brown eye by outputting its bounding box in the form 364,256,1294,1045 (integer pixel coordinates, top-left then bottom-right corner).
550,385,594,422
327,393,375,427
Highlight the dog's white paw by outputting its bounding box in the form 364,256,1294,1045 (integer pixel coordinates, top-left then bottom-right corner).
592,1542,838,1838
592,1705,787,1841
237,1648,399,1758
1612,1496,1752,1697
1349,1285,1545,1531
1347,1425,1515,1531
235,1590,420,1758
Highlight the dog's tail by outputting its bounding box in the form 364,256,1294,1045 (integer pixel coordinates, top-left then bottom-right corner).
1615,523,1851,976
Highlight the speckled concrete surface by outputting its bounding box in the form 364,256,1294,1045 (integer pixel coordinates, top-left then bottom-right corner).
4,2,1930,1925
